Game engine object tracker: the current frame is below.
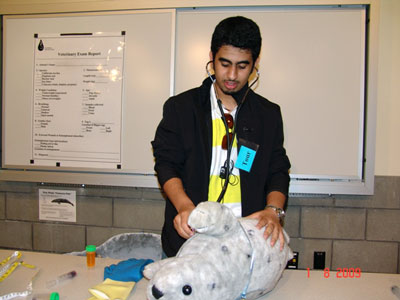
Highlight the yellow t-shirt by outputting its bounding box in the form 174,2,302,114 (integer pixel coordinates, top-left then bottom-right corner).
208,84,242,217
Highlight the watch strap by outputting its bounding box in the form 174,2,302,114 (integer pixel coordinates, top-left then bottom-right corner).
265,205,286,218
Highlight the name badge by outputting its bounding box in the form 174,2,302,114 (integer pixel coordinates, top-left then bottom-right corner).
235,139,259,172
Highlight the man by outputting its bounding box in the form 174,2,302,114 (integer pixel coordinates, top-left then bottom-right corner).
152,16,291,257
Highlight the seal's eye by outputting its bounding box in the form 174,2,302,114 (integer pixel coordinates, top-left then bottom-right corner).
182,285,192,295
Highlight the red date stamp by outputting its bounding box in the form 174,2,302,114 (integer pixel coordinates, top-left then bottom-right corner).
307,267,362,278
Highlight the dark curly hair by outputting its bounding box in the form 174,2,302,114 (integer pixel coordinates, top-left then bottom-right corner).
211,16,262,63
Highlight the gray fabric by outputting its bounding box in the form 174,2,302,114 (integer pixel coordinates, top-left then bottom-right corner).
68,232,162,261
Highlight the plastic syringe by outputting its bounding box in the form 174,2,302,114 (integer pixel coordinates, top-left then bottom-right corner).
46,270,77,288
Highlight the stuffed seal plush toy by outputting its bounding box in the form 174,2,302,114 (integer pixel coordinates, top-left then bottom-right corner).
143,201,293,300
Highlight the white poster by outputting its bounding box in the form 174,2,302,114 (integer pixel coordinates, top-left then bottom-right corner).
39,189,76,222
32,32,125,169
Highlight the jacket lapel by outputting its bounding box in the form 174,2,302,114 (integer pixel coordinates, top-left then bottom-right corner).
194,79,213,174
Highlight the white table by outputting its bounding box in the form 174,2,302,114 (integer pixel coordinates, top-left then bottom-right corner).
133,268,400,300
1,249,399,300
0,249,122,300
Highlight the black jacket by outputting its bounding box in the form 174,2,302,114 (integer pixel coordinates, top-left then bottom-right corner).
152,77,291,257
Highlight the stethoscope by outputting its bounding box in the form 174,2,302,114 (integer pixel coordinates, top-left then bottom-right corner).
206,61,260,203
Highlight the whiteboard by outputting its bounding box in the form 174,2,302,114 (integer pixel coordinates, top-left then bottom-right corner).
2,10,174,173
175,6,366,180
1,6,377,194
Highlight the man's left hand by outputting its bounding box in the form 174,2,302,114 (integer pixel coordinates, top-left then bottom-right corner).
247,208,285,251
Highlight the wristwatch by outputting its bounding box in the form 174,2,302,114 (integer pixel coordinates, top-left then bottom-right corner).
265,205,286,219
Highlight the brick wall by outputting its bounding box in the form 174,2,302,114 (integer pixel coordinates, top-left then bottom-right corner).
0,176,399,274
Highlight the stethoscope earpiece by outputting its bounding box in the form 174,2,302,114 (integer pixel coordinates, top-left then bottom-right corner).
206,60,214,81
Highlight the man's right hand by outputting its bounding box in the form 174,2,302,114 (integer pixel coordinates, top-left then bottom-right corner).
174,203,196,239
163,177,196,239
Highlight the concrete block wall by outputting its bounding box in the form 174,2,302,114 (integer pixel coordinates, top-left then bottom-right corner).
0,176,399,274
284,176,400,274
0,183,165,253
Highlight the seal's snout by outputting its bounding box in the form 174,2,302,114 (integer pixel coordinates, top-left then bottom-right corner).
152,285,164,299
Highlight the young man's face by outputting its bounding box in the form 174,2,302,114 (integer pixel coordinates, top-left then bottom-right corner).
210,45,259,97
